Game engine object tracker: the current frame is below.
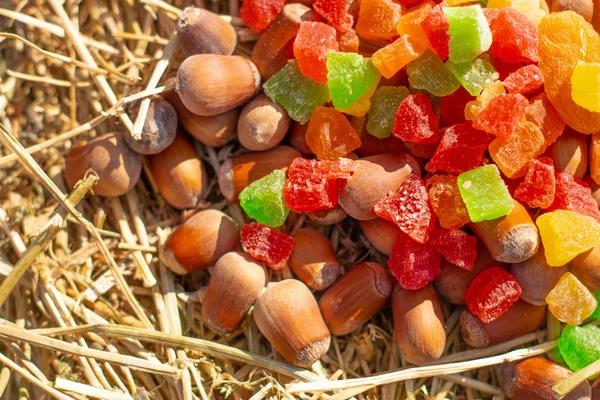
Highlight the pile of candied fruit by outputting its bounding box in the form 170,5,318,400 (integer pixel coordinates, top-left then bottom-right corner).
235,0,600,377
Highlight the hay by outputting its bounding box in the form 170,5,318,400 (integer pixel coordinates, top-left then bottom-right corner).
0,0,578,398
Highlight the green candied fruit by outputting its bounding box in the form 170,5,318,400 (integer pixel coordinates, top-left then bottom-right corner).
239,170,289,227
446,57,499,96
443,5,492,63
263,60,330,124
326,51,381,110
457,164,514,222
407,50,460,97
559,325,600,371
366,86,410,139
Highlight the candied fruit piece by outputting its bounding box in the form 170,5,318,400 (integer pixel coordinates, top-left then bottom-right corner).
472,93,529,138
465,266,522,323
389,233,442,290
571,61,600,113
240,0,286,33
372,36,424,79
524,93,565,153
392,94,440,144
421,2,450,60
446,58,499,96
426,122,491,175
546,172,600,222
337,29,360,53
326,51,381,110
503,65,544,95
489,7,539,63
305,106,362,160
538,12,600,134
355,0,402,41
241,222,295,270
427,227,477,270
441,87,474,125
283,157,356,212
513,157,556,209
464,80,506,121
407,50,460,97
397,1,435,52
546,272,598,326
537,210,600,267
427,174,471,230
443,5,492,63
313,0,354,31
239,169,290,227
263,61,330,124
293,22,339,84
457,164,515,222
366,86,410,139
489,120,545,178
374,174,436,243
559,325,600,372
487,0,547,25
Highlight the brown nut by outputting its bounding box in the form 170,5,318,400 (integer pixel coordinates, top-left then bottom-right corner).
433,246,501,305
571,243,600,291
176,6,237,56
163,83,238,147
470,200,539,263
548,127,588,179
460,300,546,348
339,153,419,220
147,132,208,210
550,0,593,21
176,54,260,116
201,252,266,334
503,357,591,400
124,97,177,155
511,245,569,305
288,121,313,155
238,94,291,151
65,132,142,197
251,3,321,80
392,285,446,365
320,262,393,336
161,209,239,275
254,279,331,367
307,207,348,225
289,228,340,291
359,218,401,256
218,145,301,202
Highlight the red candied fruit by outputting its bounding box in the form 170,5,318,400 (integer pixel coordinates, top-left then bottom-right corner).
489,7,539,64
473,93,530,138
546,172,600,222
491,56,523,81
240,0,286,33
465,266,522,323
426,227,477,271
420,2,450,60
389,233,442,290
392,94,440,144
241,222,295,270
294,22,339,84
283,157,355,212
513,157,556,209
503,65,545,95
426,122,492,175
313,0,353,32
374,174,436,244
441,87,475,125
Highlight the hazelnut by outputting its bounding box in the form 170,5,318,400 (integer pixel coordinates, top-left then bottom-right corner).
124,97,177,155
289,228,340,291
176,7,237,56
64,132,141,197
161,209,239,275
238,94,291,151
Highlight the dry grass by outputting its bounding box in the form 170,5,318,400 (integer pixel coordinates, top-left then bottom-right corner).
0,0,591,399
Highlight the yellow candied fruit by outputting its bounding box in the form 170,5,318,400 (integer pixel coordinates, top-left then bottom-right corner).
487,0,547,25
571,61,600,113
339,85,378,117
465,81,505,120
545,272,598,326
